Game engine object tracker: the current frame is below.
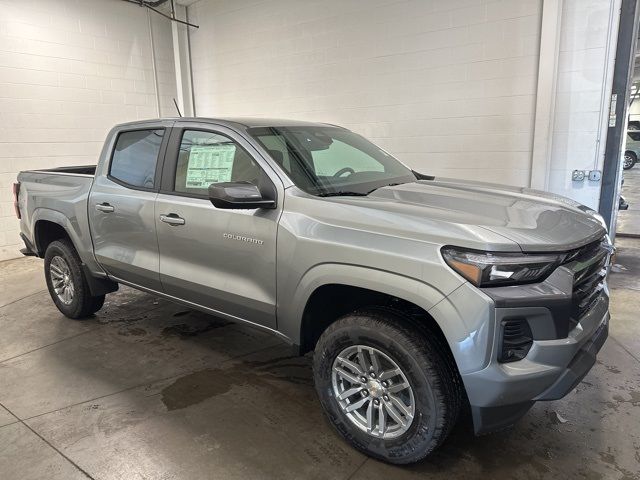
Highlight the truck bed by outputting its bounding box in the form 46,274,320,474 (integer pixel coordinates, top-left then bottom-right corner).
17,166,96,267
26,165,96,176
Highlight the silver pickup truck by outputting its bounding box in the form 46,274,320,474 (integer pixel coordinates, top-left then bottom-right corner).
15,118,612,464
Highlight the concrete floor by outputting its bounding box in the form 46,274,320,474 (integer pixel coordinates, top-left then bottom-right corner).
0,242,639,480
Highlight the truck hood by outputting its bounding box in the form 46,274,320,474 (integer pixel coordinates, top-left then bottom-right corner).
338,178,606,252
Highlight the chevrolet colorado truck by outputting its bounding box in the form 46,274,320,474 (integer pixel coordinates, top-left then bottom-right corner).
15,118,612,464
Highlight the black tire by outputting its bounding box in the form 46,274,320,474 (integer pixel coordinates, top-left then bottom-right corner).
313,308,462,464
44,239,105,319
623,151,636,170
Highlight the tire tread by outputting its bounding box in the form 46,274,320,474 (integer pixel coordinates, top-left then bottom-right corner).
313,307,463,464
44,239,105,319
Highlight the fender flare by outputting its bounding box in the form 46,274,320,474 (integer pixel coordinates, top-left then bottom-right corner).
32,209,86,259
282,263,492,376
31,209,116,296
281,263,466,356
290,264,447,324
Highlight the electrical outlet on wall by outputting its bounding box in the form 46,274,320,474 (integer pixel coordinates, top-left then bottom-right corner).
588,170,602,181
572,170,586,181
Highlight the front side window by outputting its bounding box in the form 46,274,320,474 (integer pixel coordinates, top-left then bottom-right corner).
174,130,262,196
248,126,416,196
110,129,164,189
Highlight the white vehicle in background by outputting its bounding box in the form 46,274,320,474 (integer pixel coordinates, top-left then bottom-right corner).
625,129,640,170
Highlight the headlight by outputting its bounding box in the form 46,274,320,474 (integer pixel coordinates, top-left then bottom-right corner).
441,247,566,287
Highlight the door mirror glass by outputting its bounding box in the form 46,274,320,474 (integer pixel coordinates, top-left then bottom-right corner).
208,182,276,209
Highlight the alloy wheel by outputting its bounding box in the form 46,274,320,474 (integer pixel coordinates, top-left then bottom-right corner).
624,154,634,169
331,345,416,439
49,256,75,305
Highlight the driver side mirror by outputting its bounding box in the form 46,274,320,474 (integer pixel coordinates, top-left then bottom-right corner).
208,182,276,209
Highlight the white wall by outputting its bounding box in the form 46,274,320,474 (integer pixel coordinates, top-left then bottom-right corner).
546,0,620,209
0,0,176,261
188,0,542,186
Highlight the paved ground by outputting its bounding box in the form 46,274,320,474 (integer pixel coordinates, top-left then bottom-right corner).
0,241,639,480
617,166,640,237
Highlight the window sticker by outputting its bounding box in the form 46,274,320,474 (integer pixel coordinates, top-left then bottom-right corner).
185,144,236,188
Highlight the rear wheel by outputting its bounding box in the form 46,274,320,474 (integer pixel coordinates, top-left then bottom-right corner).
44,240,105,319
313,308,462,464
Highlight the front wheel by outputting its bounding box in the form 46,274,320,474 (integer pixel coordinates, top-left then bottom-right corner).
44,239,105,319
313,309,462,464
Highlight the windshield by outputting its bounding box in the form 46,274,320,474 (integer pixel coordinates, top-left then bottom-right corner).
247,126,417,196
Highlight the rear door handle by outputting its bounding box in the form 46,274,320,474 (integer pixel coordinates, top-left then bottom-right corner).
95,203,115,213
160,214,185,226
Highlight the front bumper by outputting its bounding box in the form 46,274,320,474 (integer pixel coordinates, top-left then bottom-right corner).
456,245,611,434
466,299,608,434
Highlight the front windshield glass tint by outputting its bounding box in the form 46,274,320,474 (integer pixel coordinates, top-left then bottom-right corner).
247,126,416,196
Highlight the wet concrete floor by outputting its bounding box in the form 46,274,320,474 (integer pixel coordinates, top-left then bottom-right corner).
0,240,639,479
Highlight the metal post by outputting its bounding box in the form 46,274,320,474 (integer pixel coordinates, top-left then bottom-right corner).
530,0,563,191
147,9,161,117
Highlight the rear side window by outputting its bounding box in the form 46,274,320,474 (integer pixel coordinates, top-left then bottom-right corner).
110,129,164,189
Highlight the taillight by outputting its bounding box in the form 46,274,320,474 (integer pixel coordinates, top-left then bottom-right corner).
12,182,21,219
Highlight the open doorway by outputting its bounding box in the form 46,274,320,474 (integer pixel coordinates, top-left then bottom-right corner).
618,79,640,236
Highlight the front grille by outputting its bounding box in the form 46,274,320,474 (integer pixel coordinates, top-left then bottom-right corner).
568,238,610,320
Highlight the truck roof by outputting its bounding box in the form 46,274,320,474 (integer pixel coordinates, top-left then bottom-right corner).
114,117,339,129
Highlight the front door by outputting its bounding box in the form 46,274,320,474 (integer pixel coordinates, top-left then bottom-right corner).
88,125,169,291
155,124,281,329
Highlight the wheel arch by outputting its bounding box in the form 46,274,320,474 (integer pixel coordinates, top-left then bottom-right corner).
287,264,469,364
33,213,117,297
299,283,453,357
32,209,95,266
34,218,73,257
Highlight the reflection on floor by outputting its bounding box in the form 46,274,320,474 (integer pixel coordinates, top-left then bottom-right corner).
0,242,639,480
617,166,640,236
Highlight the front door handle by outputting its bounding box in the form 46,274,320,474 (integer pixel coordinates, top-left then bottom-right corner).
160,214,185,226
95,203,115,213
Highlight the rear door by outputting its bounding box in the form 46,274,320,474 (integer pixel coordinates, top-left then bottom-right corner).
89,122,171,290
155,122,282,329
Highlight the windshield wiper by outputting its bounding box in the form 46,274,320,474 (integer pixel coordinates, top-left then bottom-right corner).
318,191,369,197
366,182,407,194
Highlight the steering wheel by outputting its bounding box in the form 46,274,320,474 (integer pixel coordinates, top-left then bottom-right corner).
333,167,355,178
